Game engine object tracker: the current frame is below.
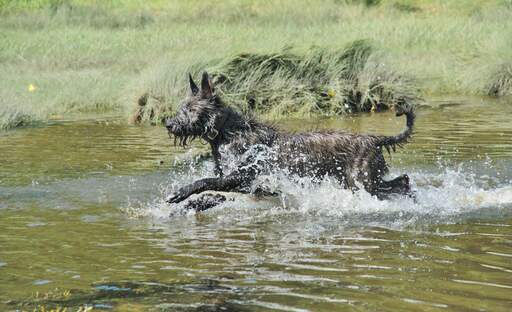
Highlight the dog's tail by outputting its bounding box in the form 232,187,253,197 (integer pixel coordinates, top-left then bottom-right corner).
377,106,415,152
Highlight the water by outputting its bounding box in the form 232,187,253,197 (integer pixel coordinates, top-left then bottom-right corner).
1,99,512,311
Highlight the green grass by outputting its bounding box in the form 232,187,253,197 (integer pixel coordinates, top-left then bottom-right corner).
146,41,420,120
1,0,511,129
486,63,512,97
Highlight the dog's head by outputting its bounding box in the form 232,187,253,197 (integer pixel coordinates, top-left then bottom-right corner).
165,72,227,146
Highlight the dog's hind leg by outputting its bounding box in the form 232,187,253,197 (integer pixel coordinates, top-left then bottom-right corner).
180,184,277,212
182,193,228,212
376,174,412,199
251,186,279,198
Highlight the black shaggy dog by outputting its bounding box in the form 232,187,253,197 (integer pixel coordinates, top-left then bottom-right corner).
165,72,415,209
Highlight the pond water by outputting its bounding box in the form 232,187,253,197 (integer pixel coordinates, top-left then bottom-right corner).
1,99,512,311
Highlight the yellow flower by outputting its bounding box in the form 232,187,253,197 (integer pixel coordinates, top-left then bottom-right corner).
28,84,37,92
327,89,336,97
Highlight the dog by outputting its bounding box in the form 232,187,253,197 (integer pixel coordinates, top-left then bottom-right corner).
165,72,415,209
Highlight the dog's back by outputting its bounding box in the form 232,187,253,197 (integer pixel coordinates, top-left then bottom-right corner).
221,108,415,194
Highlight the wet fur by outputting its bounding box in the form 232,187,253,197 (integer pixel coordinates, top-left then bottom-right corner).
165,72,415,207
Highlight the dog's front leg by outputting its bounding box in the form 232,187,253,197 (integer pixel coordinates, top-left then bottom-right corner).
211,144,223,177
166,167,257,204
166,178,213,204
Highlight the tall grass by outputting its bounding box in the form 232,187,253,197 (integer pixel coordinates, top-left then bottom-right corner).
135,41,420,123
1,0,511,129
486,63,512,97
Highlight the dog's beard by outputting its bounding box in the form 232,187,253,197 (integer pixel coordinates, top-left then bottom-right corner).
168,132,199,147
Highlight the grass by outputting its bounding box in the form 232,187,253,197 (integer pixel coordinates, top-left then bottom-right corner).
213,40,421,115
1,0,511,129
486,63,512,97
137,41,421,122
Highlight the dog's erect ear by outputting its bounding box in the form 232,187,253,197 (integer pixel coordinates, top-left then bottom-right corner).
201,71,214,99
189,73,199,95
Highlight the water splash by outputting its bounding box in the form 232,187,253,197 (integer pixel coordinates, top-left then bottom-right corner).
125,155,512,228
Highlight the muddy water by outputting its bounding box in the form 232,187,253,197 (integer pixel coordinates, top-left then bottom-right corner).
1,99,512,311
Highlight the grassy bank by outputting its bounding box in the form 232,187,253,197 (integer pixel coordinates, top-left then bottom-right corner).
1,0,511,129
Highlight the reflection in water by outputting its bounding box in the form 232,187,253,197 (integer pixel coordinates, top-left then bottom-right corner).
0,118,182,186
1,99,512,311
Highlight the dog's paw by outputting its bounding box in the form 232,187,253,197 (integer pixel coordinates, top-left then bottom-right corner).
166,191,187,204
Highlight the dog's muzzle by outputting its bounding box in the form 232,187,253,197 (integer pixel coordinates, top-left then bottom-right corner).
165,118,174,131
